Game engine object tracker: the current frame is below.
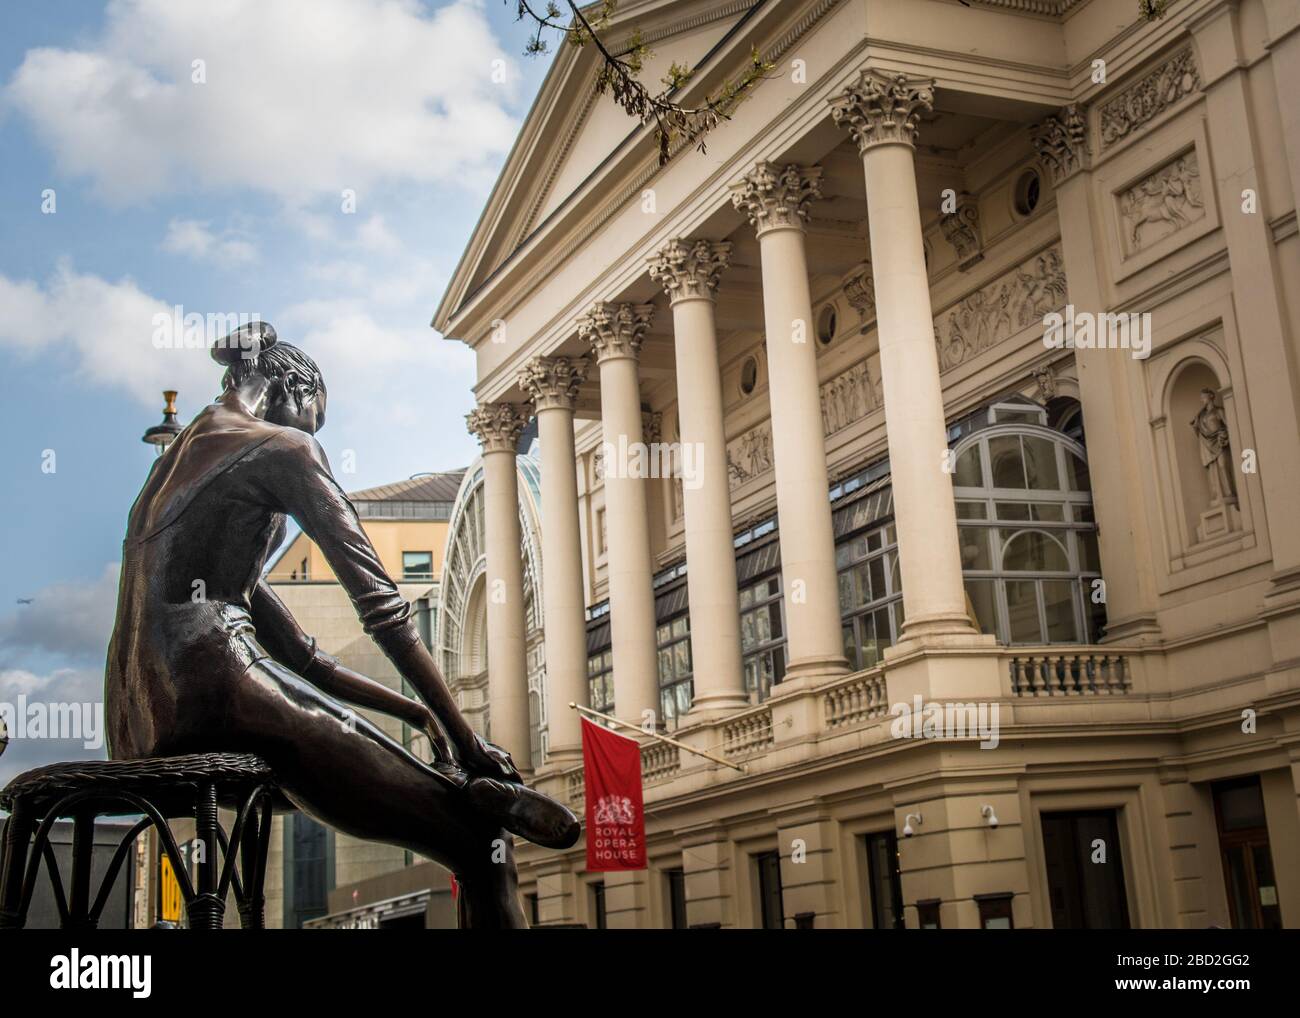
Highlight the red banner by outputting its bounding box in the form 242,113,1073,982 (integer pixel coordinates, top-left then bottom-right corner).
580,718,646,871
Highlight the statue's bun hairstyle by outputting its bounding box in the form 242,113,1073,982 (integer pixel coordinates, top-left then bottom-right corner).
213,321,324,397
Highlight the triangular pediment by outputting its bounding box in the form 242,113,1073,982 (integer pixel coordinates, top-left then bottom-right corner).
436,0,758,333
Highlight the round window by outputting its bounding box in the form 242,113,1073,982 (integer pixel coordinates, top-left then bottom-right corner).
1014,169,1041,217
817,304,837,346
739,356,759,396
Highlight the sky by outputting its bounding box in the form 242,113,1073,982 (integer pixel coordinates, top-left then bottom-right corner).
0,0,561,783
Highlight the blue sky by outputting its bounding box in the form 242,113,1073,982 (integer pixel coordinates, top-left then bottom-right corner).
0,0,561,781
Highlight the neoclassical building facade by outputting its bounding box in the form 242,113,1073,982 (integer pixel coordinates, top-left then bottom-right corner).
432,0,1300,928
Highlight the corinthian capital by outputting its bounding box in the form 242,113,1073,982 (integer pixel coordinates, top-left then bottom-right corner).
647,238,732,304
518,355,588,412
466,401,530,454
729,162,823,237
578,302,655,363
830,69,935,152
1031,104,1089,184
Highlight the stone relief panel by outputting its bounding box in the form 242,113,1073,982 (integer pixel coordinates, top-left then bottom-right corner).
726,420,774,490
820,359,879,435
934,245,1067,373
1099,47,1201,150
1119,151,1204,256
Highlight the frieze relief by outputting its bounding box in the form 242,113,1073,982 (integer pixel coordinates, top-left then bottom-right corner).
1119,151,1204,255
934,245,1067,373
726,420,774,490
1099,47,1201,150
820,359,880,435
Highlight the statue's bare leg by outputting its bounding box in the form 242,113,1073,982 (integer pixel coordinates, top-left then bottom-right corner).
184,658,528,929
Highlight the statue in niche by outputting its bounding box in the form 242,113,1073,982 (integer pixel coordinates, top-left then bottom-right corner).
105,322,578,929
1190,387,1238,508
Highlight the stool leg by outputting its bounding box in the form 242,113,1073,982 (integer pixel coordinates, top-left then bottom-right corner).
190,782,224,931
237,809,264,929
0,805,34,930
66,811,97,931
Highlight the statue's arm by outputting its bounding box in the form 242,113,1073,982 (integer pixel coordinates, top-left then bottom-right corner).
250,579,447,750
251,432,516,780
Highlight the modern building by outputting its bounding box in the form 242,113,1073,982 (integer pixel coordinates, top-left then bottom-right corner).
262,469,464,928
431,0,1300,928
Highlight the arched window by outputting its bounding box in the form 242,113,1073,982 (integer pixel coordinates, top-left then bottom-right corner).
952,422,1104,644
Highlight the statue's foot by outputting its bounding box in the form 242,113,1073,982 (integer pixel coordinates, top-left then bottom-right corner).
465,776,581,850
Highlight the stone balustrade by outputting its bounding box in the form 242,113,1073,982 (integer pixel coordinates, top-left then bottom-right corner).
1005,648,1131,696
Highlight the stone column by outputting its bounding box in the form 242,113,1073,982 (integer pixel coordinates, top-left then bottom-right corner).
518,356,590,762
730,163,849,683
465,402,532,769
830,70,977,644
648,239,748,713
579,303,661,726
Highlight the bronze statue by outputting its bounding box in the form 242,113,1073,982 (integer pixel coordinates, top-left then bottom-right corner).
1190,387,1237,507
105,322,578,929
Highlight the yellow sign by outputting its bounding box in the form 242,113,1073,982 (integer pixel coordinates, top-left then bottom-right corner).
159,853,182,923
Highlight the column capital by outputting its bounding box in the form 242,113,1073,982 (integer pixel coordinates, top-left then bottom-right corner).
466,401,530,453
829,69,935,152
729,162,823,237
647,238,732,304
1031,104,1090,185
579,301,655,363
518,355,588,412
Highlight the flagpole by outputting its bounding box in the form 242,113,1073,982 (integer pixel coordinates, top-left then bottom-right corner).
569,702,745,773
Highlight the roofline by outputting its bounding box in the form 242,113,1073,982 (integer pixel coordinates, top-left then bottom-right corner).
432,0,769,340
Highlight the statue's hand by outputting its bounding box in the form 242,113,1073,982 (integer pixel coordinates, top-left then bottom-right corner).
461,734,522,783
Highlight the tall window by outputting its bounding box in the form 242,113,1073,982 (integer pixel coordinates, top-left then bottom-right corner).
656,615,692,725
589,881,607,929
666,869,688,929
951,416,1103,644
587,650,614,714
284,814,331,929
754,851,784,929
837,522,903,670
1213,777,1282,929
402,550,433,580
740,576,785,702
864,830,904,929
1041,810,1130,929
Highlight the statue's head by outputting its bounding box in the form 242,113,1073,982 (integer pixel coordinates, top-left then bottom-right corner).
213,322,328,435
1200,387,1217,406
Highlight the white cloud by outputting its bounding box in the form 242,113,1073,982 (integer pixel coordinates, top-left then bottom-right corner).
4,0,522,205
357,215,402,255
0,666,108,782
0,563,120,666
0,263,222,407
161,218,258,266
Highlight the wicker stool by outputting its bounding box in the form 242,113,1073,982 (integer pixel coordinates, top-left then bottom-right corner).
0,753,280,930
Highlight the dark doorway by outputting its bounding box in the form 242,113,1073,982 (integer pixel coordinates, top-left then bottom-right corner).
1041,809,1130,928
1213,777,1282,929
865,830,905,929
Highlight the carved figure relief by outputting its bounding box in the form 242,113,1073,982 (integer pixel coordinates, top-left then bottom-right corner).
1100,47,1201,149
1120,152,1204,253
820,360,877,435
934,246,1067,372
726,421,774,489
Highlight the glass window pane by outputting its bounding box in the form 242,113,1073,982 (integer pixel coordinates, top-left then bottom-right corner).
1002,530,1069,572
989,435,1027,489
855,562,872,605
676,683,692,715
954,445,983,487
673,617,688,638
657,624,670,644
964,579,999,636
835,544,851,569
842,624,859,671
874,607,894,650
959,527,993,570
674,641,690,676
995,501,1032,521
1043,580,1077,642
741,612,756,650
1022,435,1061,490
867,530,882,552
658,648,671,681
1066,452,1090,492
1005,580,1042,643
768,603,783,640
1031,503,1065,522
956,500,988,520
1077,529,1101,573
868,557,886,603
838,571,853,612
